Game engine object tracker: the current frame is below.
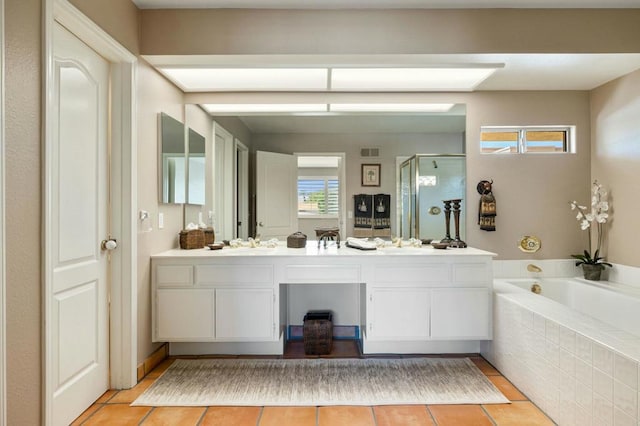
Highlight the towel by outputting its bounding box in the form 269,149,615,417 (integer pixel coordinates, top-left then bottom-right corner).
478,193,497,231
373,194,391,229
354,194,373,228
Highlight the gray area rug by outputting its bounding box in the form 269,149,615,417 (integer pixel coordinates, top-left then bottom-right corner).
132,358,509,406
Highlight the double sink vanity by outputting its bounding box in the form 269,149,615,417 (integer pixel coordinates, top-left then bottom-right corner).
151,242,495,355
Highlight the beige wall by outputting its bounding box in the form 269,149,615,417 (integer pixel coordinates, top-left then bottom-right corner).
140,9,640,55
136,59,185,362
465,91,591,261
590,69,640,268
69,0,140,54
5,0,42,424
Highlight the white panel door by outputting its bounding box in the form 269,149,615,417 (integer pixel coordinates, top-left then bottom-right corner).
256,151,298,239
50,23,110,426
215,289,274,341
430,288,491,339
369,288,430,340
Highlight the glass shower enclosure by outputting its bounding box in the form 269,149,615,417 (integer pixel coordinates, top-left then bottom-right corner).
399,154,466,241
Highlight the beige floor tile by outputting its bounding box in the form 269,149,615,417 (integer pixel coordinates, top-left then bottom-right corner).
488,375,528,401
483,401,555,425
145,358,176,379
82,404,151,425
374,405,434,426
428,404,493,426
318,406,375,426
141,407,206,425
259,406,316,426
200,406,262,426
470,356,501,376
70,403,102,425
108,379,155,404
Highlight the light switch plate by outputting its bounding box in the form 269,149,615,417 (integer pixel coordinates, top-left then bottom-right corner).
158,213,164,229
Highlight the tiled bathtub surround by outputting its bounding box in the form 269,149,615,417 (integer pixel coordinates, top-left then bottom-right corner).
482,273,640,426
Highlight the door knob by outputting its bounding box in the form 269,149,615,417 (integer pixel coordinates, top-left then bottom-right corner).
259,222,264,227
101,239,118,251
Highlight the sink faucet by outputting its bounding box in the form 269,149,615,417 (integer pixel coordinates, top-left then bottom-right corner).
527,264,542,273
318,231,340,249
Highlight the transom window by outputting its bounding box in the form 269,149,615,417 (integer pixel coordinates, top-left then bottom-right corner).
481,126,574,154
298,177,339,217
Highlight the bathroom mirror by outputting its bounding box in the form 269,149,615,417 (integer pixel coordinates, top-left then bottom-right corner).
159,112,186,204
400,154,466,241
187,127,206,205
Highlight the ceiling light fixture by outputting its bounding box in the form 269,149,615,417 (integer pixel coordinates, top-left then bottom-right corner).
202,103,328,114
329,103,455,112
160,68,329,91
331,67,500,91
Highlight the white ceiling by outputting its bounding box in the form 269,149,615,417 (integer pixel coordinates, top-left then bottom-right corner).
132,0,640,9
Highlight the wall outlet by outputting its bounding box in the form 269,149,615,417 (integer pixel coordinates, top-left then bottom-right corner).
347,210,353,219
158,212,164,229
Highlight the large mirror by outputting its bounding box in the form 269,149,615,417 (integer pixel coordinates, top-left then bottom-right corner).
187,128,206,205
191,105,466,239
159,112,186,204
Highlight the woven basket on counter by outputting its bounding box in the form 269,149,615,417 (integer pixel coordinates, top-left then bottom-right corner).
179,229,205,249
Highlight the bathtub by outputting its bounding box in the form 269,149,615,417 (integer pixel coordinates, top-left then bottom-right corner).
502,277,640,339
482,277,640,426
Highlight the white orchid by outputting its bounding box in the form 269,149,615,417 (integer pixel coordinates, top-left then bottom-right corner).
569,180,611,268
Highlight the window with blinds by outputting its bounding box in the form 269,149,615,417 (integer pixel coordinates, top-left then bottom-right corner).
481,126,573,154
298,177,339,217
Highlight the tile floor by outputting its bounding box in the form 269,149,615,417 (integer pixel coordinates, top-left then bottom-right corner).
71,341,556,425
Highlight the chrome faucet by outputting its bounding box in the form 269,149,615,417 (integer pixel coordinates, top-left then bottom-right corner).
527,264,542,273
318,231,340,249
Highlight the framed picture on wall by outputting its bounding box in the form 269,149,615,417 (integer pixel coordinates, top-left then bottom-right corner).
361,163,381,187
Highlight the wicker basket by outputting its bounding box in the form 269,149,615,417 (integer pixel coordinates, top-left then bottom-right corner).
287,232,307,248
303,311,333,355
203,228,215,245
179,229,205,249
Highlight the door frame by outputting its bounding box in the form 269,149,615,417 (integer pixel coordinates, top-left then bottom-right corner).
213,122,234,240
0,0,6,423
234,139,249,239
43,0,137,423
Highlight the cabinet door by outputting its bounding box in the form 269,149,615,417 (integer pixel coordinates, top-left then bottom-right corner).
215,289,274,341
430,288,491,339
369,288,430,340
156,289,215,341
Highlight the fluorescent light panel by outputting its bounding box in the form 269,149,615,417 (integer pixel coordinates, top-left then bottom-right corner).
331,68,497,91
330,103,454,112
202,103,327,113
161,68,328,91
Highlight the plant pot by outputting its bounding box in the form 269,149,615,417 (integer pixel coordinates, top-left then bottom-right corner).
582,264,604,281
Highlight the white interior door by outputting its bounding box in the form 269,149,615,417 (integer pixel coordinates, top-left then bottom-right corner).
49,23,110,426
213,123,234,240
256,151,298,239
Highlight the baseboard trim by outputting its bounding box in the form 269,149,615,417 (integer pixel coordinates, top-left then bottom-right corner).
137,343,169,382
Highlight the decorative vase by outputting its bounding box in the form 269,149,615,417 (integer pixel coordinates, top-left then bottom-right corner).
582,264,604,281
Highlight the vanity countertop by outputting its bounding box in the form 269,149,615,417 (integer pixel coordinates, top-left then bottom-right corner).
152,242,496,258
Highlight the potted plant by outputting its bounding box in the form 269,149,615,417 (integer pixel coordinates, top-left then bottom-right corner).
569,180,612,281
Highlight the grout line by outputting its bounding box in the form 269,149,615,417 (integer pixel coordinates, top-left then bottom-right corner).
196,407,208,426
256,406,264,426
138,406,155,425
425,405,438,425
76,403,104,425
370,406,378,426
479,405,498,426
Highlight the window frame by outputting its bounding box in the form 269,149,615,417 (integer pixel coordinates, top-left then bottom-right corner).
297,175,340,219
480,125,574,154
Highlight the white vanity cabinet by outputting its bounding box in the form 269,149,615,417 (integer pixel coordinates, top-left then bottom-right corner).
152,260,278,343
366,259,493,342
151,246,495,355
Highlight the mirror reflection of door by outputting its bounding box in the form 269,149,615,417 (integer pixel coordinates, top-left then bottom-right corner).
296,154,345,240
187,127,205,205
159,112,186,204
